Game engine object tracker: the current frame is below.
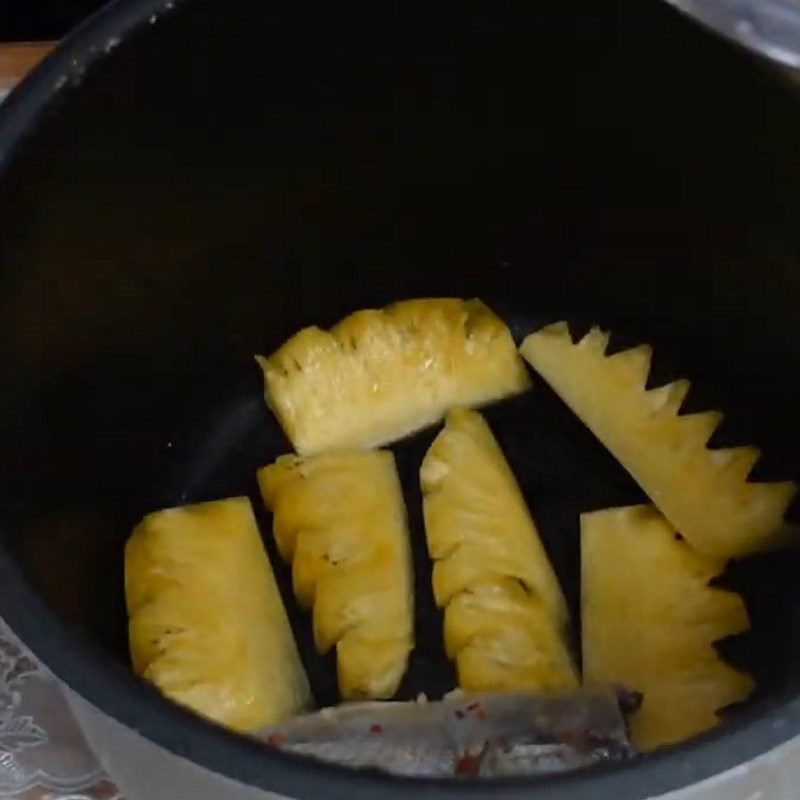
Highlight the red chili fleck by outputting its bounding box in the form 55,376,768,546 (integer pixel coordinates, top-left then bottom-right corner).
477,708,487,721
455,709,465,719
455,754,480,775
369,724,383,734
266,734,285,747
455,745,487,776
466,702,479,712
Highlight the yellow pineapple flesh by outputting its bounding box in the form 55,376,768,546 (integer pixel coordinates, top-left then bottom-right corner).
521,322,797,559
258,450,413,700
420,408,577,692
125,497,311,732
581,504,754,751
257,298,530,455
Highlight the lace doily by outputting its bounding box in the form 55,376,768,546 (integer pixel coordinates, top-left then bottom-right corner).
0,619,120,800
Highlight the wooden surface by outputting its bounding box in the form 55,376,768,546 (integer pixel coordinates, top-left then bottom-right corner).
0,42,56,91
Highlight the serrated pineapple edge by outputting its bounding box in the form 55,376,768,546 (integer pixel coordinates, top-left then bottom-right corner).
520,322,798,560
581,504,755,751
421,407,577,693
258,449,414,700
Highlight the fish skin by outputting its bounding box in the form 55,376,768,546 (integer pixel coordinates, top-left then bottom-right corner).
257,689,635,777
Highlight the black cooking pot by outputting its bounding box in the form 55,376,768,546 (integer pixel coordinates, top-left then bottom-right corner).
3,1,800,798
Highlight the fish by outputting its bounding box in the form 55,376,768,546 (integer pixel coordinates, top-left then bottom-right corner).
256,687,637,778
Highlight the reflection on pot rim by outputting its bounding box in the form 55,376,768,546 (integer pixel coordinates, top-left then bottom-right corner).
665,0,800,69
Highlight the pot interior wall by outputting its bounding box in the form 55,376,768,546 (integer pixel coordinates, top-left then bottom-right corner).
1,0,800,729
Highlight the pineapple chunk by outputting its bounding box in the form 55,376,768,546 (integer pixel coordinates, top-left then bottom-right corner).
257,298,530,455
521,322,797,559
581,505,754,751
421,408,577,692
125,498,311,732
258,450,413,700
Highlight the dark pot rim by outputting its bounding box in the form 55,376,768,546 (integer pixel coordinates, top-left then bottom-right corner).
2,1,800,798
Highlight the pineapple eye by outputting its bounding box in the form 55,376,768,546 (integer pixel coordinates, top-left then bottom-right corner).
511,577,534,597
397,324,417,343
